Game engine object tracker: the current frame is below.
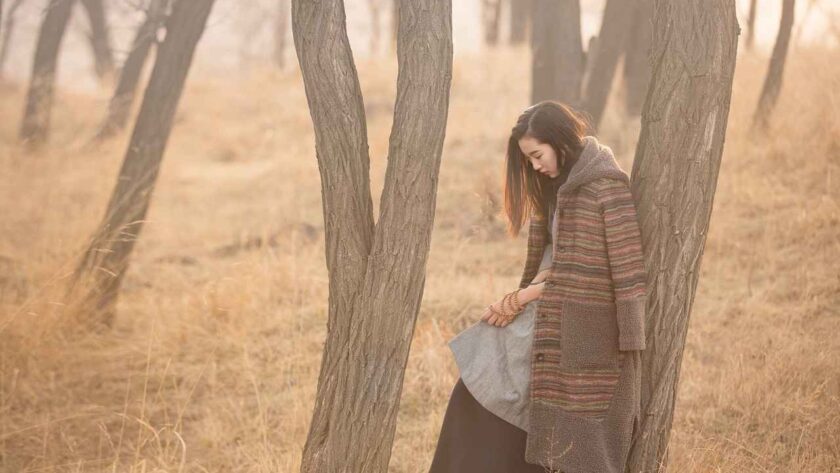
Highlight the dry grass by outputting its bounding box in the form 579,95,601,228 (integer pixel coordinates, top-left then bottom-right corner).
1,43,838,472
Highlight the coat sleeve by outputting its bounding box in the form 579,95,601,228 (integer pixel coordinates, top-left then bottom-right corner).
598,179,648,351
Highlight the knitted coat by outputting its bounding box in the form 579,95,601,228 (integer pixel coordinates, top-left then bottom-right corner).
520,136,647,473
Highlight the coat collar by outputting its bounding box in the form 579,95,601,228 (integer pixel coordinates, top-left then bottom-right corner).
555,135,629,195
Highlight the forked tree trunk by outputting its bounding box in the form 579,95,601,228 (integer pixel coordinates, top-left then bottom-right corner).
752,0,795,132
292,0,453,470
0,0,26,77
581,0,635,130
509,0,530,45
746,0,758,50
481,0,503,46
531,0,583,105
69,0,215,328
19,0,75,145
94,0,168,141
623,0,653,118
626,0,739,471
80,0,114,80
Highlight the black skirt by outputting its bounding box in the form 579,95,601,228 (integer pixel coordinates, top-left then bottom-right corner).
428,377,557,473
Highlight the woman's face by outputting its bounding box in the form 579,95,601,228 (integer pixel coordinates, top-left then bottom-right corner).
518,134,562,178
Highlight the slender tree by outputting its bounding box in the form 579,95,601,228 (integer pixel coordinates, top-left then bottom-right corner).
69,0,215,327
19,0,75,145
80,0,114,80
623,0,653,118
531,0,583,105
481,0,503,46
292,0,453,469
0,0,25,78
580,0,635,130
508,0,530,45
626,0,739,471
746,0,758,50
94,0,168,140
752,0,795,131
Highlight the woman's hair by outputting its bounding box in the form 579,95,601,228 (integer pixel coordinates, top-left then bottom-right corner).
503,100,592,237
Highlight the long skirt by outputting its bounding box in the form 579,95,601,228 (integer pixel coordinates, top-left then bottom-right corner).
428,377,553,473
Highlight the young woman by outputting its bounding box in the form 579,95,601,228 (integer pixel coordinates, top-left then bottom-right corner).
429,101,648,473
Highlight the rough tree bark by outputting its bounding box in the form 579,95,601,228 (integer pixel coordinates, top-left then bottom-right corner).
94,0,168,141
581,0,635,130
69,0,215,328
508,0,530,45
623,0,653,118
752,0,795,132
292,0,453,470
0,0,26,77
481,0,503,46
746,0,758,50
80,0,114,80
19,0,75,145
625,0,739,471
531,0,583,105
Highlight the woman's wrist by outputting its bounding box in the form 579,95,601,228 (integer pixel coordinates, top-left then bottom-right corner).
518,281,544,305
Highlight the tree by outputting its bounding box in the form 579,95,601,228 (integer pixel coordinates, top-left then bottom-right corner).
69,0,215,327
623,0,653,118
0,0,25,78
481,0,503,46
80,0,114,80
19,0,75,145
580,0,635,130
752,0,795,132
746,0,758,50
531,0,583,105
508,0,530,45
291,0,453,469
626,0,739,471
94,0,169,141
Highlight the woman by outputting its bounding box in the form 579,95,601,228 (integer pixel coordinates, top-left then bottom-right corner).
429,101,648,473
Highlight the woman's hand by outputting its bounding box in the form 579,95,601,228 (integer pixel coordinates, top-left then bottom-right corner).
480,291,522,327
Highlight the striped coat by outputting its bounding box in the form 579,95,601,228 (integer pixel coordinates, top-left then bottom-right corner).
520,136,647,473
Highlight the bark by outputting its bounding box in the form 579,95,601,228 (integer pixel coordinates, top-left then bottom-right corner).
625,0,739,471
530,0,584,105
481,0,503,46
273,0,289,67
0,0,25,77
19,0,75,145
80,0,114,80
94,0,168,141
292,0,453,470
581,0,635,130
69,0,215,328
508,0,530,45
746,0,758,50
752,0,795,132
623,0,653,118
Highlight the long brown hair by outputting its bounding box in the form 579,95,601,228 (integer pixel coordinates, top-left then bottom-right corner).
504,100,592,237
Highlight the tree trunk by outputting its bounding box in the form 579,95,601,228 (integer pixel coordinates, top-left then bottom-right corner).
273,0,289,67
80,0,114,80
0,0,25,78
625,0,739,471
746,0,758,50
94,0,168,141
508,0,530,45
530,0,583,105
752,0,795,132
292,0,453,470
481,0,503,46
367,0,383,54
623,0,653,118
19,0,75,145
69,0,215,328
581,0,635,130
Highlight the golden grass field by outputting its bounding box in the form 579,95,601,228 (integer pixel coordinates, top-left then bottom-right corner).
0,44,838,472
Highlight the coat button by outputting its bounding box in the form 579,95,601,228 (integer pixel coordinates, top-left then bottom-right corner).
536,353,544,361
